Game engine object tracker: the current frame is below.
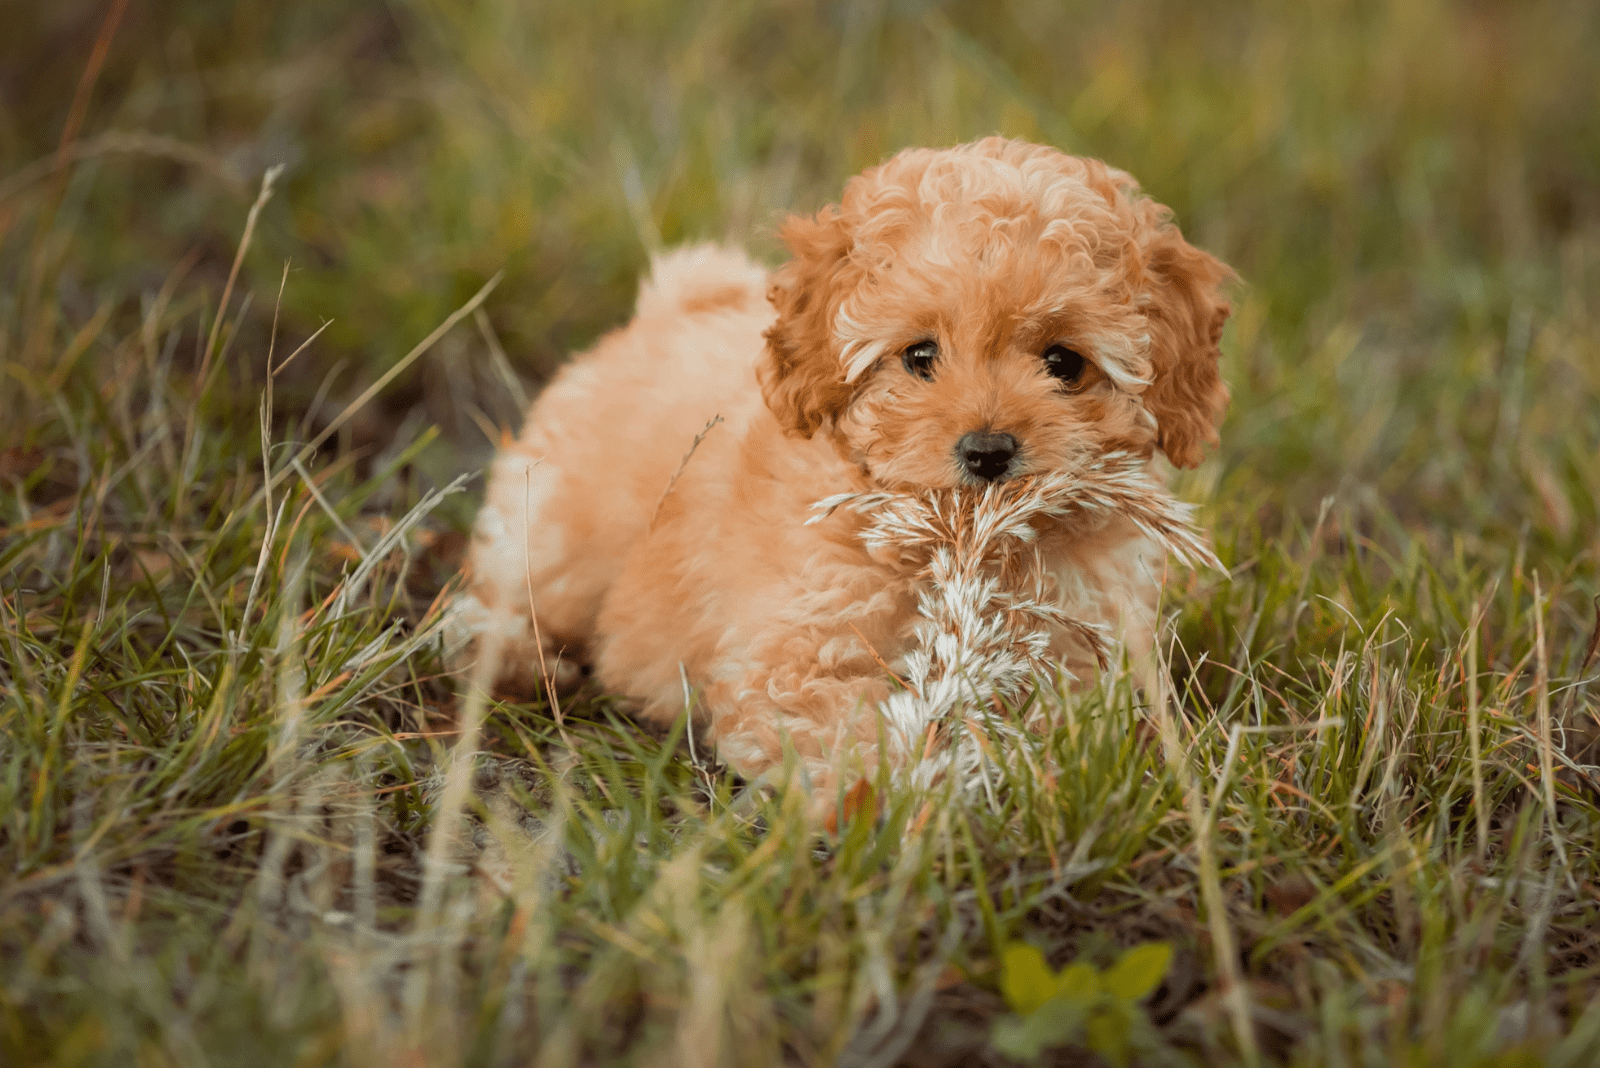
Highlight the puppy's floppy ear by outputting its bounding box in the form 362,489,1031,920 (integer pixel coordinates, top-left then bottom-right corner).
760,208,858,438
1138,214,1235,469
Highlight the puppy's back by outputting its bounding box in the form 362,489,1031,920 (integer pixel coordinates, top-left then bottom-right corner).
457,244,776,681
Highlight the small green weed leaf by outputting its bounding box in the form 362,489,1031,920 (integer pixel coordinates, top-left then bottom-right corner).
1054,960,1100,1002
1102,942,1172,1002
1029,995,1088,1046
999,942,1057,1015
990,1015,1045,1061
990,997,1087,1062
1085,1007,1133,1068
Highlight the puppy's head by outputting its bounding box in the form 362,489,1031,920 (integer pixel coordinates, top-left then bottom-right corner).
760,138,1233,488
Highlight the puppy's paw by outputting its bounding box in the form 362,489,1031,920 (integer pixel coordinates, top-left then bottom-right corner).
441,589,585,699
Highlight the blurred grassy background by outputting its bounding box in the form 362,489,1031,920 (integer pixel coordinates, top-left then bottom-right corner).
4,0,1597,536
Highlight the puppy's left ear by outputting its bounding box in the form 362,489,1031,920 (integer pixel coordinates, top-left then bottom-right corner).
760,208,859,438
1138,218,1235,469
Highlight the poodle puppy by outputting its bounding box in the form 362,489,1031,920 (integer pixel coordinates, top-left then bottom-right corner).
456,137,1232,803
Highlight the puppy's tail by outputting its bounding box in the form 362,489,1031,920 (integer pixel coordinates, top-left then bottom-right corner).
635,244,769,320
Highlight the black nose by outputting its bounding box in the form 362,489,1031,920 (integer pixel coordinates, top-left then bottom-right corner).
956,430,1018,482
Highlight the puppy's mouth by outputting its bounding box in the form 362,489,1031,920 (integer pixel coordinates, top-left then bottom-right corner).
953,429,1021,485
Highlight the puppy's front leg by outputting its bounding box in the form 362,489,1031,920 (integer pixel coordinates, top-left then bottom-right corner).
599,542,918,818
700,656,897,817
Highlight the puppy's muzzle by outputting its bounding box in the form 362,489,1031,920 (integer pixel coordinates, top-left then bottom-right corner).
956,430,1018,482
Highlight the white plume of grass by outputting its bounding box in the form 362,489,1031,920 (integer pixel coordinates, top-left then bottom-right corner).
811,450,1223,792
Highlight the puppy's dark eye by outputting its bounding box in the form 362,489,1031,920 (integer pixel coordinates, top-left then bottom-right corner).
1042,344,1087,386
902,340,938,381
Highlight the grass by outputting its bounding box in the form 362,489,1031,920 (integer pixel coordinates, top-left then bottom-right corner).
2,0,1599,1064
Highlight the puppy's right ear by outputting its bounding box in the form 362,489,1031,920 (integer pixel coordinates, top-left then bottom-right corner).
760,208,858,438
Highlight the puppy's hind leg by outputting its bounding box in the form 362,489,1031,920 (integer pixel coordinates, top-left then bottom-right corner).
443,593,582,701
448,445,589,699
